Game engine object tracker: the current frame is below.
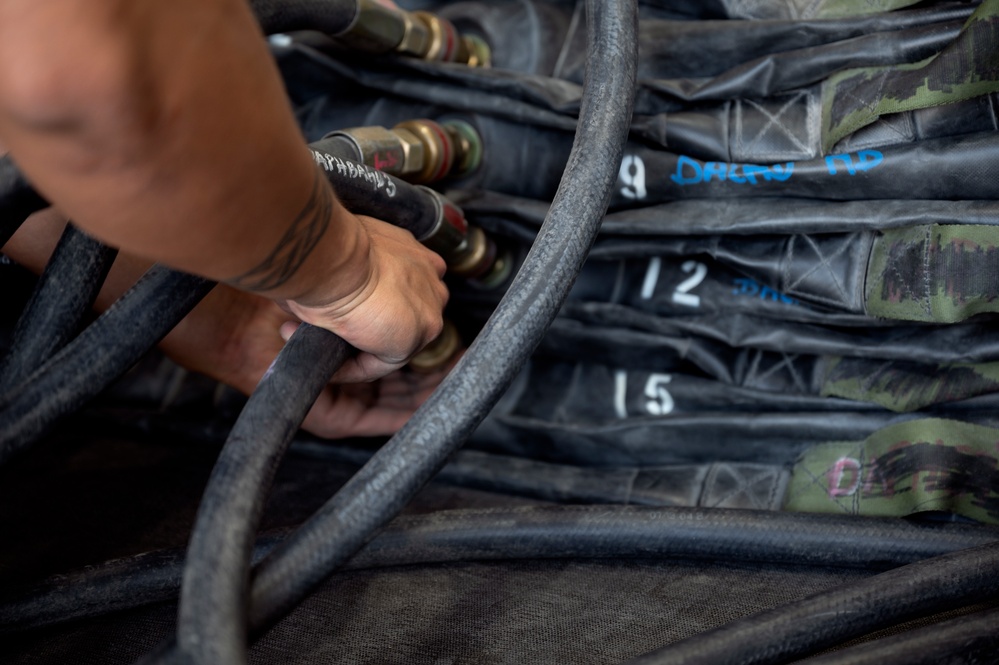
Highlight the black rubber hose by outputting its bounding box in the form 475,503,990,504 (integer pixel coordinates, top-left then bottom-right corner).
248,0,357,36
0,154,48,248
176,324,350,665
135,7,635,658
175,138,471,662
309,137,442,239
0,224,118,390
0,266,214,465
797,606,999,665
7,506,997,635
622,540,999,665
1,531,288,636
245,0,637,637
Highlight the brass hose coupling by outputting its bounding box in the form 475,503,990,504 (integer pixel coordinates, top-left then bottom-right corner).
328,119,482,185
417,187,509,288
336,0,491,67
409,319,462,373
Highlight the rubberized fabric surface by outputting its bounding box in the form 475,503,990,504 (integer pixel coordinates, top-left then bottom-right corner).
4,0,999,662
0,425,978,665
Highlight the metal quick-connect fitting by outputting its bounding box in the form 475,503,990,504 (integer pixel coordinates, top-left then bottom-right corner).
394,120,454,184
334,0,490,67
335,0,408,54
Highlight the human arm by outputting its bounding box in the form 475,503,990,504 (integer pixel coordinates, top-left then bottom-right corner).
2,209,454,437
0,0,447,382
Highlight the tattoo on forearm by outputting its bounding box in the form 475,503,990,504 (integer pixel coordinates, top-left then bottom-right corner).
229,168,332,293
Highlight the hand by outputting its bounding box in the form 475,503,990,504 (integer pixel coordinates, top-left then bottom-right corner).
281,214,450,384
161,283,454,439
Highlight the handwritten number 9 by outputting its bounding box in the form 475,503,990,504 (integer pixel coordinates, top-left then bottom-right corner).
619,155,647,200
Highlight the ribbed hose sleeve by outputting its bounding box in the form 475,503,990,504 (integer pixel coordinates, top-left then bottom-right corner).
798,606,999,665
245,0,638,636
7,507,996,635
0,154,48,248
0,224,118,390
0,267,214,465
623,540,999,665
176,325,350,665
247,0,357,36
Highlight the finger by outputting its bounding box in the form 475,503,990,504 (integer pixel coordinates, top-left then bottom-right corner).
330,353,407,384
278,320,300,342
301,386,416,438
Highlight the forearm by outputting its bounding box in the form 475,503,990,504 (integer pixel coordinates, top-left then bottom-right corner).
0,0,365,305
3,210,282,393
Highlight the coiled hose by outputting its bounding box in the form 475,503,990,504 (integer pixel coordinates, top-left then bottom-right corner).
623,540,999,665
177,325,351,665
0,266,215,465
0,224,118,390
247,0,637,639
797,605,999,665
7,506,996,635
151,0,637,661
0,143,450,465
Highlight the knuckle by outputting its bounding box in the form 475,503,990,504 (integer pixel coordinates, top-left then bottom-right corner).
425,315,445,342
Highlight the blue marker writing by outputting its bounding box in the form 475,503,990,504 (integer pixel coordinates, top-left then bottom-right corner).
671,155,794,186
825,150,883,175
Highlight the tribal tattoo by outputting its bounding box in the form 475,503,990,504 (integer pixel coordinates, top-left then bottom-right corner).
229,167,332,293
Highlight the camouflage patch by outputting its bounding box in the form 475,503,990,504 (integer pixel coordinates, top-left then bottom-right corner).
816,0,925,19
822,1,999,150
866,224,999,322
785,418,999,523
821,356,999,412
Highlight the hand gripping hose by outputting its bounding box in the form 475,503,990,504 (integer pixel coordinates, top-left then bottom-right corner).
154,0,637,662
5,507,997,636
622,540,999,665
0,149,456,465
247,0,636,641
0,224,118,390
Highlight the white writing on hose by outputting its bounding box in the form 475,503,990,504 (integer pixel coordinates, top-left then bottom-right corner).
619,155,647,200
613,371,675,418
310,150,397,197
641,258,708,308
672,260,707,307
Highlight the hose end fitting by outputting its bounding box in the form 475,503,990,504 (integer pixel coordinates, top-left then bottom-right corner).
410,11,461,62
415,189,495,278
409,319,462,373
394,120,454,184
334,1,488,68
417,187,466,255
461,35,492,69
441,120,483,179
330,119,482,184
447,225,499,280
417,190,505,282
326,126,419,179
335,0,408,54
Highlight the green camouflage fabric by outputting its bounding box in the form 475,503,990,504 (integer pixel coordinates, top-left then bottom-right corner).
785,418,999,523
740,0,926,20
822,0,999,150
821,356,999,412
866,224,999,323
